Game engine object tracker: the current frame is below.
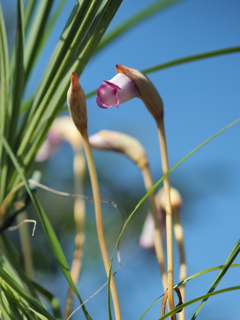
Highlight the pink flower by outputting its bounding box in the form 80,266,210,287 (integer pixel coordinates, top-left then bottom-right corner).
96,73,140,109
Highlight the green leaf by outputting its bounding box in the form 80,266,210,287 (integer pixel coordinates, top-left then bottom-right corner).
0,4,9,204
31,0,68,73
24,0,37,35
9,0,25,148
140,264,240,319
191,239,240,319
96,0,181,54
0,133,92,320
107,118,240,318
1,235,42,302
0,4,9,135
31,281,62,319
142,46,240,74
158,286,240,320
24,1,54,80
0,267,55,320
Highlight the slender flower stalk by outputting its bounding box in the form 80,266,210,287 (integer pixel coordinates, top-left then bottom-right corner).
65,149,86,319
98,65,175,318
89,130,167,290
67,73,121,320
157,187,186,320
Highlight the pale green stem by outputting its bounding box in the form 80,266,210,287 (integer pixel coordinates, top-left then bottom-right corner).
81,131,122,320
141,164,167,290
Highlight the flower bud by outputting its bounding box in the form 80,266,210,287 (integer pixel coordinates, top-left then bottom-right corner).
96,73,140,109
89,130,148,169
116,64,164,122
156,187,182,211
67,72,87,135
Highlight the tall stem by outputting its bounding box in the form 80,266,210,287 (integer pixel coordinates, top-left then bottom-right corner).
65,151,85,319
173,206,186,320
141,165,167,290
157,120,175,320
81,131,121,320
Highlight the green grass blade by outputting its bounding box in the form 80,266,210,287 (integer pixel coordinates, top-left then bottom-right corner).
24,1,54,80
31,281,62,319
157,286,240,320
9,0,25,148
24,0,37,35
142,46,240,74
96,0,181,54
0,267,55,320
0,4,10,204
107,119,240,316
0,133,92,320
0,4,9,135
191,240,240,319
139,264,240,319
1,235,42,302
32,0,67,71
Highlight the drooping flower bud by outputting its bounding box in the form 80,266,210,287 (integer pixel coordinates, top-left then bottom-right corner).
67,72,87,135
89,130,148,169
156,187,182,211
96,73,140,109
116,65,164,122
35,116,82,161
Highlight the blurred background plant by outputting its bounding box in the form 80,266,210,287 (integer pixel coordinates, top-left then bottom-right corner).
0,0,240,319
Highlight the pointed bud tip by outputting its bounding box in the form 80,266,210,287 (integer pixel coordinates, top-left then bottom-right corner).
116,64,124,73
71,72,79,86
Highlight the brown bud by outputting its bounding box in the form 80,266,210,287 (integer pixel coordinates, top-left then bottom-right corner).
116,65,164,122
89,130,148,169
67,72,87,135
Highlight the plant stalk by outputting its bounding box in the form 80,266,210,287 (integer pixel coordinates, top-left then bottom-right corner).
141,164,167,290
157,120,175,320
173,206,186,320
81,131,122,320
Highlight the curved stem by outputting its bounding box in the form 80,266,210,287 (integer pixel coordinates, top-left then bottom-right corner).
157,120,175,320
81,131,122,320
141,165,167,290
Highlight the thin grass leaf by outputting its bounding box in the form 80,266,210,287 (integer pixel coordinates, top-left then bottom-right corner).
0,4,9,204
140,263,240,318
28,308,49,320
1,235,41,301
24,1,54,80
24,0,37,35
31,281,62,319
107,118,240,317
158,286,240,320
191,239,240,320
0,133,92,320
9,0,25,148
32,0,67,70
96,0,181,54
0,267,55,320
0,4,9,135
142,46,240,74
